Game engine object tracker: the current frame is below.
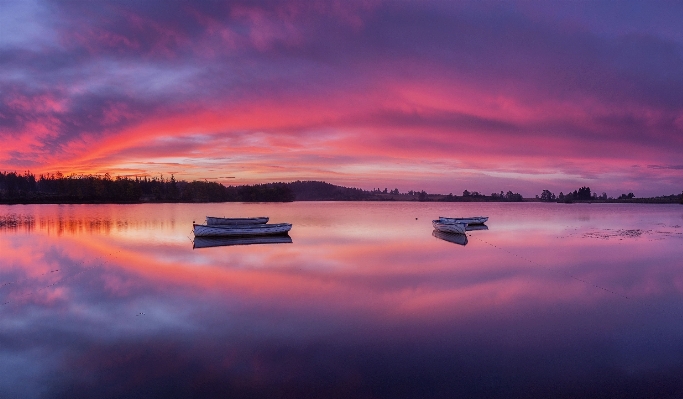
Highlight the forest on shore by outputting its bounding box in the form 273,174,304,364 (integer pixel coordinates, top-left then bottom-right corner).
536,186,683,204
0,172,525,204
0,172,293,203
0,171,681,204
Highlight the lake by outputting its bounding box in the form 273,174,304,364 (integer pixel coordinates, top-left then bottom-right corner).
1,202,683,398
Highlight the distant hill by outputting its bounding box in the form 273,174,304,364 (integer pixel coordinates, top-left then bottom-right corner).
285,181,372,201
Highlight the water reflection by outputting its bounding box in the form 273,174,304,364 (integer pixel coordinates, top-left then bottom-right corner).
0,213,35,229
432,230,468,245
1,203,683,398
1,207,178,236
193,234,293,249
432,223,488,245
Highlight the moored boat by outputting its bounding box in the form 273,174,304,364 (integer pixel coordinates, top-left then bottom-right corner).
193,223,292,237
439,216,488,225
206,216,269,225
432,220,467,234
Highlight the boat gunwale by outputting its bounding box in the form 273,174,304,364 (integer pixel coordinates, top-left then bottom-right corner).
431,220,467,234
438,216,488,225
206,216,269,225
195,222,291,229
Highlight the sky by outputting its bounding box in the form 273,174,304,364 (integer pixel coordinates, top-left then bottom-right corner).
1,0,682,197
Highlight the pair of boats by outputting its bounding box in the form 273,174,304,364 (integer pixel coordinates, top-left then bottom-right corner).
194,214,483,242
193,216,292,237
432,216,488,235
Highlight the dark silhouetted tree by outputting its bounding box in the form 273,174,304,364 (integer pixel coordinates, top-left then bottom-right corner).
576,186,591,200
540,190,556,201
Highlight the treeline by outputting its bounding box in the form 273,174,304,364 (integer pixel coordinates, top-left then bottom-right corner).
441,190,524,202
538,186,615,202
0,172,528,204
0,172,295,203
368,188,524,202
3,171,681,204
537,186,683,204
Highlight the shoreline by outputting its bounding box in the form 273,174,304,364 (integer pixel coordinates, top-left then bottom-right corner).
1,198,680,205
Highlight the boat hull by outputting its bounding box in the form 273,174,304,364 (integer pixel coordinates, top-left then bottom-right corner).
193,223,292,237
439,216,488,225
206,216,269,225
432,220,467,234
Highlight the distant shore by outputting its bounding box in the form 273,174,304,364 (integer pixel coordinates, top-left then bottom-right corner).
1,172,681,205
1,195,680,205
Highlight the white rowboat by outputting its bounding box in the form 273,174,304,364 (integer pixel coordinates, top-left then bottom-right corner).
193,223,292,237
439,216,488,225
432,220,467,234
206,216,269,225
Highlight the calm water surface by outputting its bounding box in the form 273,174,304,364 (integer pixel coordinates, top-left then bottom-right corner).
1,202,683,398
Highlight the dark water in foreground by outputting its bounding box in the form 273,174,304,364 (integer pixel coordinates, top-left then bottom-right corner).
1,202,683,398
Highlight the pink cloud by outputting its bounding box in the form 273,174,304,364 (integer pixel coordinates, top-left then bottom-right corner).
2,1,683,196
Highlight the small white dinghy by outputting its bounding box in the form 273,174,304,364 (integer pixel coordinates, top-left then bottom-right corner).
439,216,488,225
432,220,467,234
193,223,292,237
206,216,269,225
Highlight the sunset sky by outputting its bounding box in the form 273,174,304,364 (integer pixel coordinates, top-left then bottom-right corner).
2,0,682,197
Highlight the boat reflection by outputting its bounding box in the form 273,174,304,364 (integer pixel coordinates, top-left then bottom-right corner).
432,230,468,246
466,224,489,231
192,234,293,249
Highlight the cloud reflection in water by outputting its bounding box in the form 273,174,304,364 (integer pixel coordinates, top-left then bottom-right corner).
1,203,683,398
